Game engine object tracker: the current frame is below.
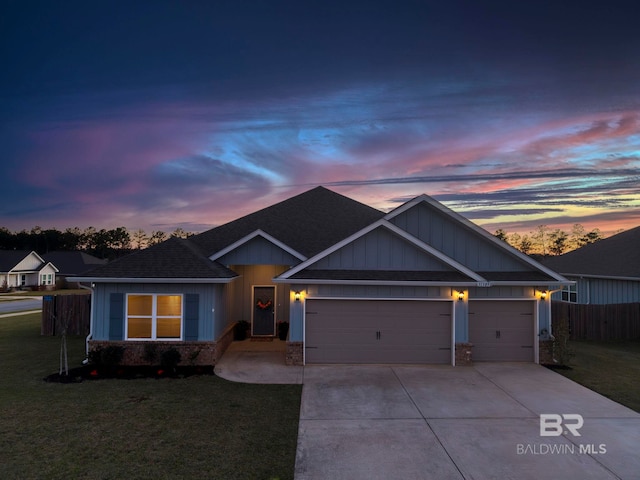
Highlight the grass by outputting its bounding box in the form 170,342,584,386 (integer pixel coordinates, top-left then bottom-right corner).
0,314,302,480
553,340,640,413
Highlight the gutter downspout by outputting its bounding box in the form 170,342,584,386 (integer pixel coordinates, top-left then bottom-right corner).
78,282,94,363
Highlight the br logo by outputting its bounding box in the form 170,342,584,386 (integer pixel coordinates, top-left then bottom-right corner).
540,414,584,437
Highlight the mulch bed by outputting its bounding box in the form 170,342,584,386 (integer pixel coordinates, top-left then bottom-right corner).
44,365,215,383
543,364,572,371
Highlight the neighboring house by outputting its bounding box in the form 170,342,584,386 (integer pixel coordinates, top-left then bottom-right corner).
42,251,108,286
0,250,59,290
71,187,569,367
542,226,640,305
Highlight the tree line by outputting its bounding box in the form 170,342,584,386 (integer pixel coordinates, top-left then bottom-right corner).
494,223,605,256
0,226,194,260
1,222,608,260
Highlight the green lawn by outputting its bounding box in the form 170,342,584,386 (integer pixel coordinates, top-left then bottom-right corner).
0,314,302,480
553,340,640,413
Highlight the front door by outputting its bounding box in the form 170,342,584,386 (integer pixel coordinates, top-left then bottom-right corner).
252,286,276,336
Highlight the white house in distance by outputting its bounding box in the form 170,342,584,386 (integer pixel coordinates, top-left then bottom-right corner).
0,250,59,290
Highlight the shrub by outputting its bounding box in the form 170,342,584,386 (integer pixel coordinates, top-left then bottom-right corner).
160,348,182,371
88,345,125,374
143,343,158,364
234,320,250,340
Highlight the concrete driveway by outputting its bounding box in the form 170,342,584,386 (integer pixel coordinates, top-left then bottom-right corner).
295,363,640,480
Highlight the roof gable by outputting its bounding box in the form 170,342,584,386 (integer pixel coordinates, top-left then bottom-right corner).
386,195,566,282
0,250,46,272
542,226,640,279
190,186,384,258
211,229,306,265
277,219,483,283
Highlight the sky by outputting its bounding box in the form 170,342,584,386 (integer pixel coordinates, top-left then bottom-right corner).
2,0,639,237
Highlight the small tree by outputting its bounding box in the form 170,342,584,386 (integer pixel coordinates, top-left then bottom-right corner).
48,300,74,376
553,314,573,367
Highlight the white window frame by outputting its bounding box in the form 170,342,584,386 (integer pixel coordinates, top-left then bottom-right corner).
561,284,577,303
125,293,184,341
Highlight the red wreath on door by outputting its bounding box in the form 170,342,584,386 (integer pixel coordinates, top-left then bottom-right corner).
256,299,273,310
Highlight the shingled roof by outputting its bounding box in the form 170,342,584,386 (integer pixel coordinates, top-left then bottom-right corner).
76,237,237,281
0,250,38,271
42,251,107,276
190,186,385,258
542,226,640,279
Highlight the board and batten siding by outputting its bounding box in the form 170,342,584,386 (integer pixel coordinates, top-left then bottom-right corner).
567,277,640,305
310,227,450,271
226,265,291,324
216,236,301,266
389,202,530,272
14,252,45,271
91,283,224,341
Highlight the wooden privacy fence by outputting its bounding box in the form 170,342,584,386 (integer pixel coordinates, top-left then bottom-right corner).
552,301,640,341
41,294,91,336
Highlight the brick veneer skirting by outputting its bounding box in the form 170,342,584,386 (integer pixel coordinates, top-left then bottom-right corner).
285,342,304,365
455,342,474,366
89,322,236,367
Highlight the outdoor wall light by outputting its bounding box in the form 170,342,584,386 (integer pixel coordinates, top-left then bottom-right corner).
539,290,548,301
457,291,465,301
294,291,301,302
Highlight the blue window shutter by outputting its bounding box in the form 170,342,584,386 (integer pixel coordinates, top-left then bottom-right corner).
109,293,124,340
184,294,199,340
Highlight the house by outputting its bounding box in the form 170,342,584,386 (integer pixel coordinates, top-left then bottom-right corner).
0,250,59,290
542,226,640,305
71,187,569,366
42,251,107,287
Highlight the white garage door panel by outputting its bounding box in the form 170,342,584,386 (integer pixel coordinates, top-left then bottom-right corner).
469,301,535,362
305,299,452,364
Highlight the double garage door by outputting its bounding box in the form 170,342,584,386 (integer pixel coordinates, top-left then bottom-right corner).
469,300,535,362
305,299,452,364
304,298,536,364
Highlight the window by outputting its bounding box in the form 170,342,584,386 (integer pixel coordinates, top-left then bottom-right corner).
561,284,577,303
126,294,183,340
40,274,53,285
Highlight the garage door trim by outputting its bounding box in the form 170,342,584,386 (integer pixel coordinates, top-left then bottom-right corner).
303,297,455,365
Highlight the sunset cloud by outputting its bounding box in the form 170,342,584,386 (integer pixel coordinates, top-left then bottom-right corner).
1,1,639,239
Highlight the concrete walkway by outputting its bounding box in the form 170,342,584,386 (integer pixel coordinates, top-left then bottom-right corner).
214,339,304,384
215,343,640,480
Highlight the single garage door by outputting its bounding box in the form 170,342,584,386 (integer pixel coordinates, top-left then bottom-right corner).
468,300,535,362
305,299,452,364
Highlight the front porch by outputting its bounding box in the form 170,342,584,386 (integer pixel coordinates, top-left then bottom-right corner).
214,338,304,384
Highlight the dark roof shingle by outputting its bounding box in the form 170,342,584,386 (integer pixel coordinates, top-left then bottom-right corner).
78,238,236,279
190,186,384,258
42,251,107,275
541,226,640,279
289,269,474,282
